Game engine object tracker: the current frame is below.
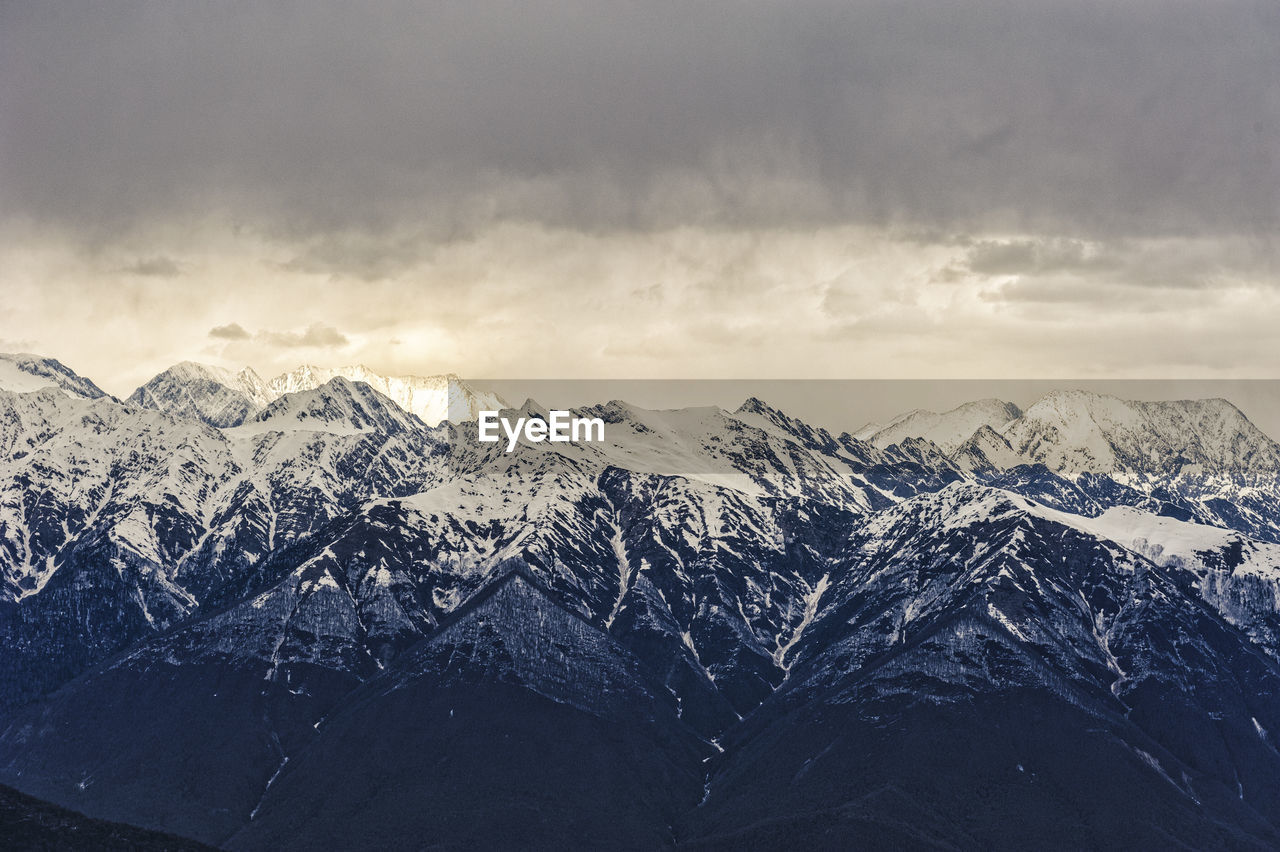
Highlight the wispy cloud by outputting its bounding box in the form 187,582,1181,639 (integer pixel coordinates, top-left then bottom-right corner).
119,256,183,277
960,239,1116,278
208,322,250,340
256,323,349,349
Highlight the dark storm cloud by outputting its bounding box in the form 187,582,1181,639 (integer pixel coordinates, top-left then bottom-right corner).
2,1,1278,244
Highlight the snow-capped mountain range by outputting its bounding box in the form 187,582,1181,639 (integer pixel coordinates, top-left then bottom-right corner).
1,351,1279,849
125,360,506,428
267,364,506,427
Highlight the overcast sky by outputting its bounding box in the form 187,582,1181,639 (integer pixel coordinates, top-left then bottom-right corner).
2,1,1278,395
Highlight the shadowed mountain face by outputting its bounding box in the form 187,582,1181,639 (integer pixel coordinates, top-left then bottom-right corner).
685,486,1280,849
0,781,215,851
228,569,709,852
1,365,1280,849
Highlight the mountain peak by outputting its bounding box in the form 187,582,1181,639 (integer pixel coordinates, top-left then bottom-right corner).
1008,391,1280,475
244,375,426,434
734,396,820,431
864,398,1022,454
128,361,272,427
734,396,777,416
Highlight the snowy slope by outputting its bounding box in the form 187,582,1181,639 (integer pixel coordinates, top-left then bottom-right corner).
1034,503,1280,577
1031,502,1280,655
0,354,108,399
863,389,1280,478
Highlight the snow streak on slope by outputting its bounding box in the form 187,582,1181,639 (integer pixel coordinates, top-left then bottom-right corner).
772,572,829,670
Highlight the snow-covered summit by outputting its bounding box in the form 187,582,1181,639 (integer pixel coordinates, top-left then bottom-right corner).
0,353,109,400
861,398,1022,453
734,397,842,452
267,365,505,427
1003,389,1280,475
243,376,427,435
862,389,1280,478
129,361,273,427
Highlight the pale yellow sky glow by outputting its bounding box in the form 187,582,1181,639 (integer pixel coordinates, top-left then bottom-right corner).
3,221,1278,398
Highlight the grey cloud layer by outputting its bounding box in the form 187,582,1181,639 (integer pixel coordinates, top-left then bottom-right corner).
3,1,1279,242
